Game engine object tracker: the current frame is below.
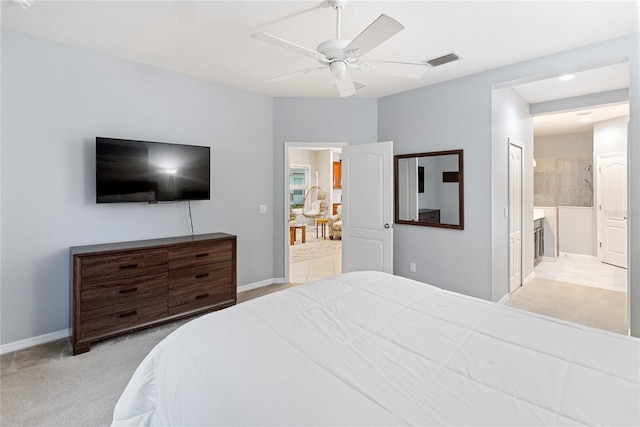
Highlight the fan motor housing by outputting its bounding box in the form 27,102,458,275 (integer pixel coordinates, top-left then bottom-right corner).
317,38,351,61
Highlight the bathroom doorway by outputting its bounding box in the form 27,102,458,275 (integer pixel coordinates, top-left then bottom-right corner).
505,61,630,334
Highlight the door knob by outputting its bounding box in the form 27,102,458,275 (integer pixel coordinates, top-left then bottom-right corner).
384,223,390,229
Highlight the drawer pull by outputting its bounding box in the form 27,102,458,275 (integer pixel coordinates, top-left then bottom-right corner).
118,310,137,318
119,287,138,294
195,293,209,300
195,273,209,279
119,264,138,270
195,253,209,258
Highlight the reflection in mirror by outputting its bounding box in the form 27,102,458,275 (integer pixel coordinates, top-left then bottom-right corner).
394,150,464,229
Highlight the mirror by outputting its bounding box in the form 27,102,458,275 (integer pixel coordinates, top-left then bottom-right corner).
394,149,464,229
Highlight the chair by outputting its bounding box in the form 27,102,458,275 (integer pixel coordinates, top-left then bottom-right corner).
302,186,328,219
328,207,342,240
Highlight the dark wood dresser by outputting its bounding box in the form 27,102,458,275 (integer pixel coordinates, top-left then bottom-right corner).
70,233,236,355
418,209,441,223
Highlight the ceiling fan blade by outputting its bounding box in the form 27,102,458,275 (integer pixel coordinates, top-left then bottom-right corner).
364,60,427,79
252,32,327,62
344,14,404,58
334,72,356,98
264,66,327,83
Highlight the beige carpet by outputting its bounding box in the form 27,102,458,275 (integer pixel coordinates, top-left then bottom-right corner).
289,229,341,263
0,284,300,427
505,277,628,335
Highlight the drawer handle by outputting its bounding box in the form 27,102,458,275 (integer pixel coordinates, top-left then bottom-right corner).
195,253,209,258
119,287,138,294
118,310,137,318
195,293,209,300
119,264,138,270
195,273,209,279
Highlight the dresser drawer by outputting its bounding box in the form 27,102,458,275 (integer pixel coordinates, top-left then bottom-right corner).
168,261,232,290
81,273,168,311
79,296,167,340
80,250,168,283
168,241,234,270
168,282,234,316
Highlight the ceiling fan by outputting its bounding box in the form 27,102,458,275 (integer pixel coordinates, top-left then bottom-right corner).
252,0,428,97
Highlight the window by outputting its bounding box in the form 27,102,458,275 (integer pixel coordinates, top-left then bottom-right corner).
289,165,310,209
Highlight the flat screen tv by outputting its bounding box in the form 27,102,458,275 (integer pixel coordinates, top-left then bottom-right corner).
96,137,210,203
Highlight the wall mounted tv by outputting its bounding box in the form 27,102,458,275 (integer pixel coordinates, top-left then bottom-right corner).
96,137,210,203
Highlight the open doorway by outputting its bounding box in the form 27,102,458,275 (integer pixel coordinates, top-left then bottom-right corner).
504,62,630,335
285,143,344,284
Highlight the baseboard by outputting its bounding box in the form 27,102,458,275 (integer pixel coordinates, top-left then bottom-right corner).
524,271,536,285
237,277,285,293
1,328,70,355
2,277,285,355
496,293,510,305
558,252,598,261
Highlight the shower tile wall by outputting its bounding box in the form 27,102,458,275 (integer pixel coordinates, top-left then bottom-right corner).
534,157,593,207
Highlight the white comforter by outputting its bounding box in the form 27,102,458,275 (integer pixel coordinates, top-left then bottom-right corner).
113,271,640,426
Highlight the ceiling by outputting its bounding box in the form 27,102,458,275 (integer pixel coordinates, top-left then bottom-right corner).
1,0,638,134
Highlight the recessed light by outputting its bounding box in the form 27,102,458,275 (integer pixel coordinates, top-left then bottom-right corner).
578,112,592,122
559,74,575,81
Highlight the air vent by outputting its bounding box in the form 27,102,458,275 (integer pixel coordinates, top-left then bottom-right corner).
425,52,462,68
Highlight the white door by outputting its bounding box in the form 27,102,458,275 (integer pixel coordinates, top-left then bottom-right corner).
599,154,627,268
509,141,523,293
342,141,394,273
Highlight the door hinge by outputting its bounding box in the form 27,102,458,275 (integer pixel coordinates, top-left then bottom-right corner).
600,242,602,247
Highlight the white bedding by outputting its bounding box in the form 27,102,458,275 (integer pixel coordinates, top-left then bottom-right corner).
112,271,640,426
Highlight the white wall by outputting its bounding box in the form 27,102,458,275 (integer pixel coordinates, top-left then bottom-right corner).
492,87,535,298
594,116,629,155
559,207,596,256
1,30,274,346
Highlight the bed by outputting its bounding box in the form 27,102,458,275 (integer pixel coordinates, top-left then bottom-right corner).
112,271,640,426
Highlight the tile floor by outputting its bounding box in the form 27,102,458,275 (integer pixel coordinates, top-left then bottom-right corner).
289,233,342,284
534,254,627,293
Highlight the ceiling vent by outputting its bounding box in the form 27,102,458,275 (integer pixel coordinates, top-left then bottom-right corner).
424,52,462,68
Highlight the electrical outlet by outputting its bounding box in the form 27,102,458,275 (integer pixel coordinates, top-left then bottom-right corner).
259,204,267,214
410,262,416,272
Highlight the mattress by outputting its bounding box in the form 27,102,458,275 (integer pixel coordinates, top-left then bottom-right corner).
112,271,640,426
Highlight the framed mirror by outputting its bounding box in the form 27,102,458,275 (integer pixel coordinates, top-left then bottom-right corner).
394,149,464,229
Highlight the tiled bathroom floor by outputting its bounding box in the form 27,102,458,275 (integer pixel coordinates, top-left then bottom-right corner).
534,254,627,293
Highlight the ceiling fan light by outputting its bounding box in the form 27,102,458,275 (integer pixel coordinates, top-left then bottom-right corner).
330,61,347,79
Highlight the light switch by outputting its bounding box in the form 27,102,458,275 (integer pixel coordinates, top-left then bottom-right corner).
259,204,267,214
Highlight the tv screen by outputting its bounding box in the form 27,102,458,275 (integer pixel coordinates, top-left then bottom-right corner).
96,137,210,203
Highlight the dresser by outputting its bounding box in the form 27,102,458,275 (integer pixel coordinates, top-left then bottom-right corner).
418,209,441,223
71,233,236,355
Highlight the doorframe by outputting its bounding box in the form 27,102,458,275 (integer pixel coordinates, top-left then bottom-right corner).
508,138,524,294
283,142,347,283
